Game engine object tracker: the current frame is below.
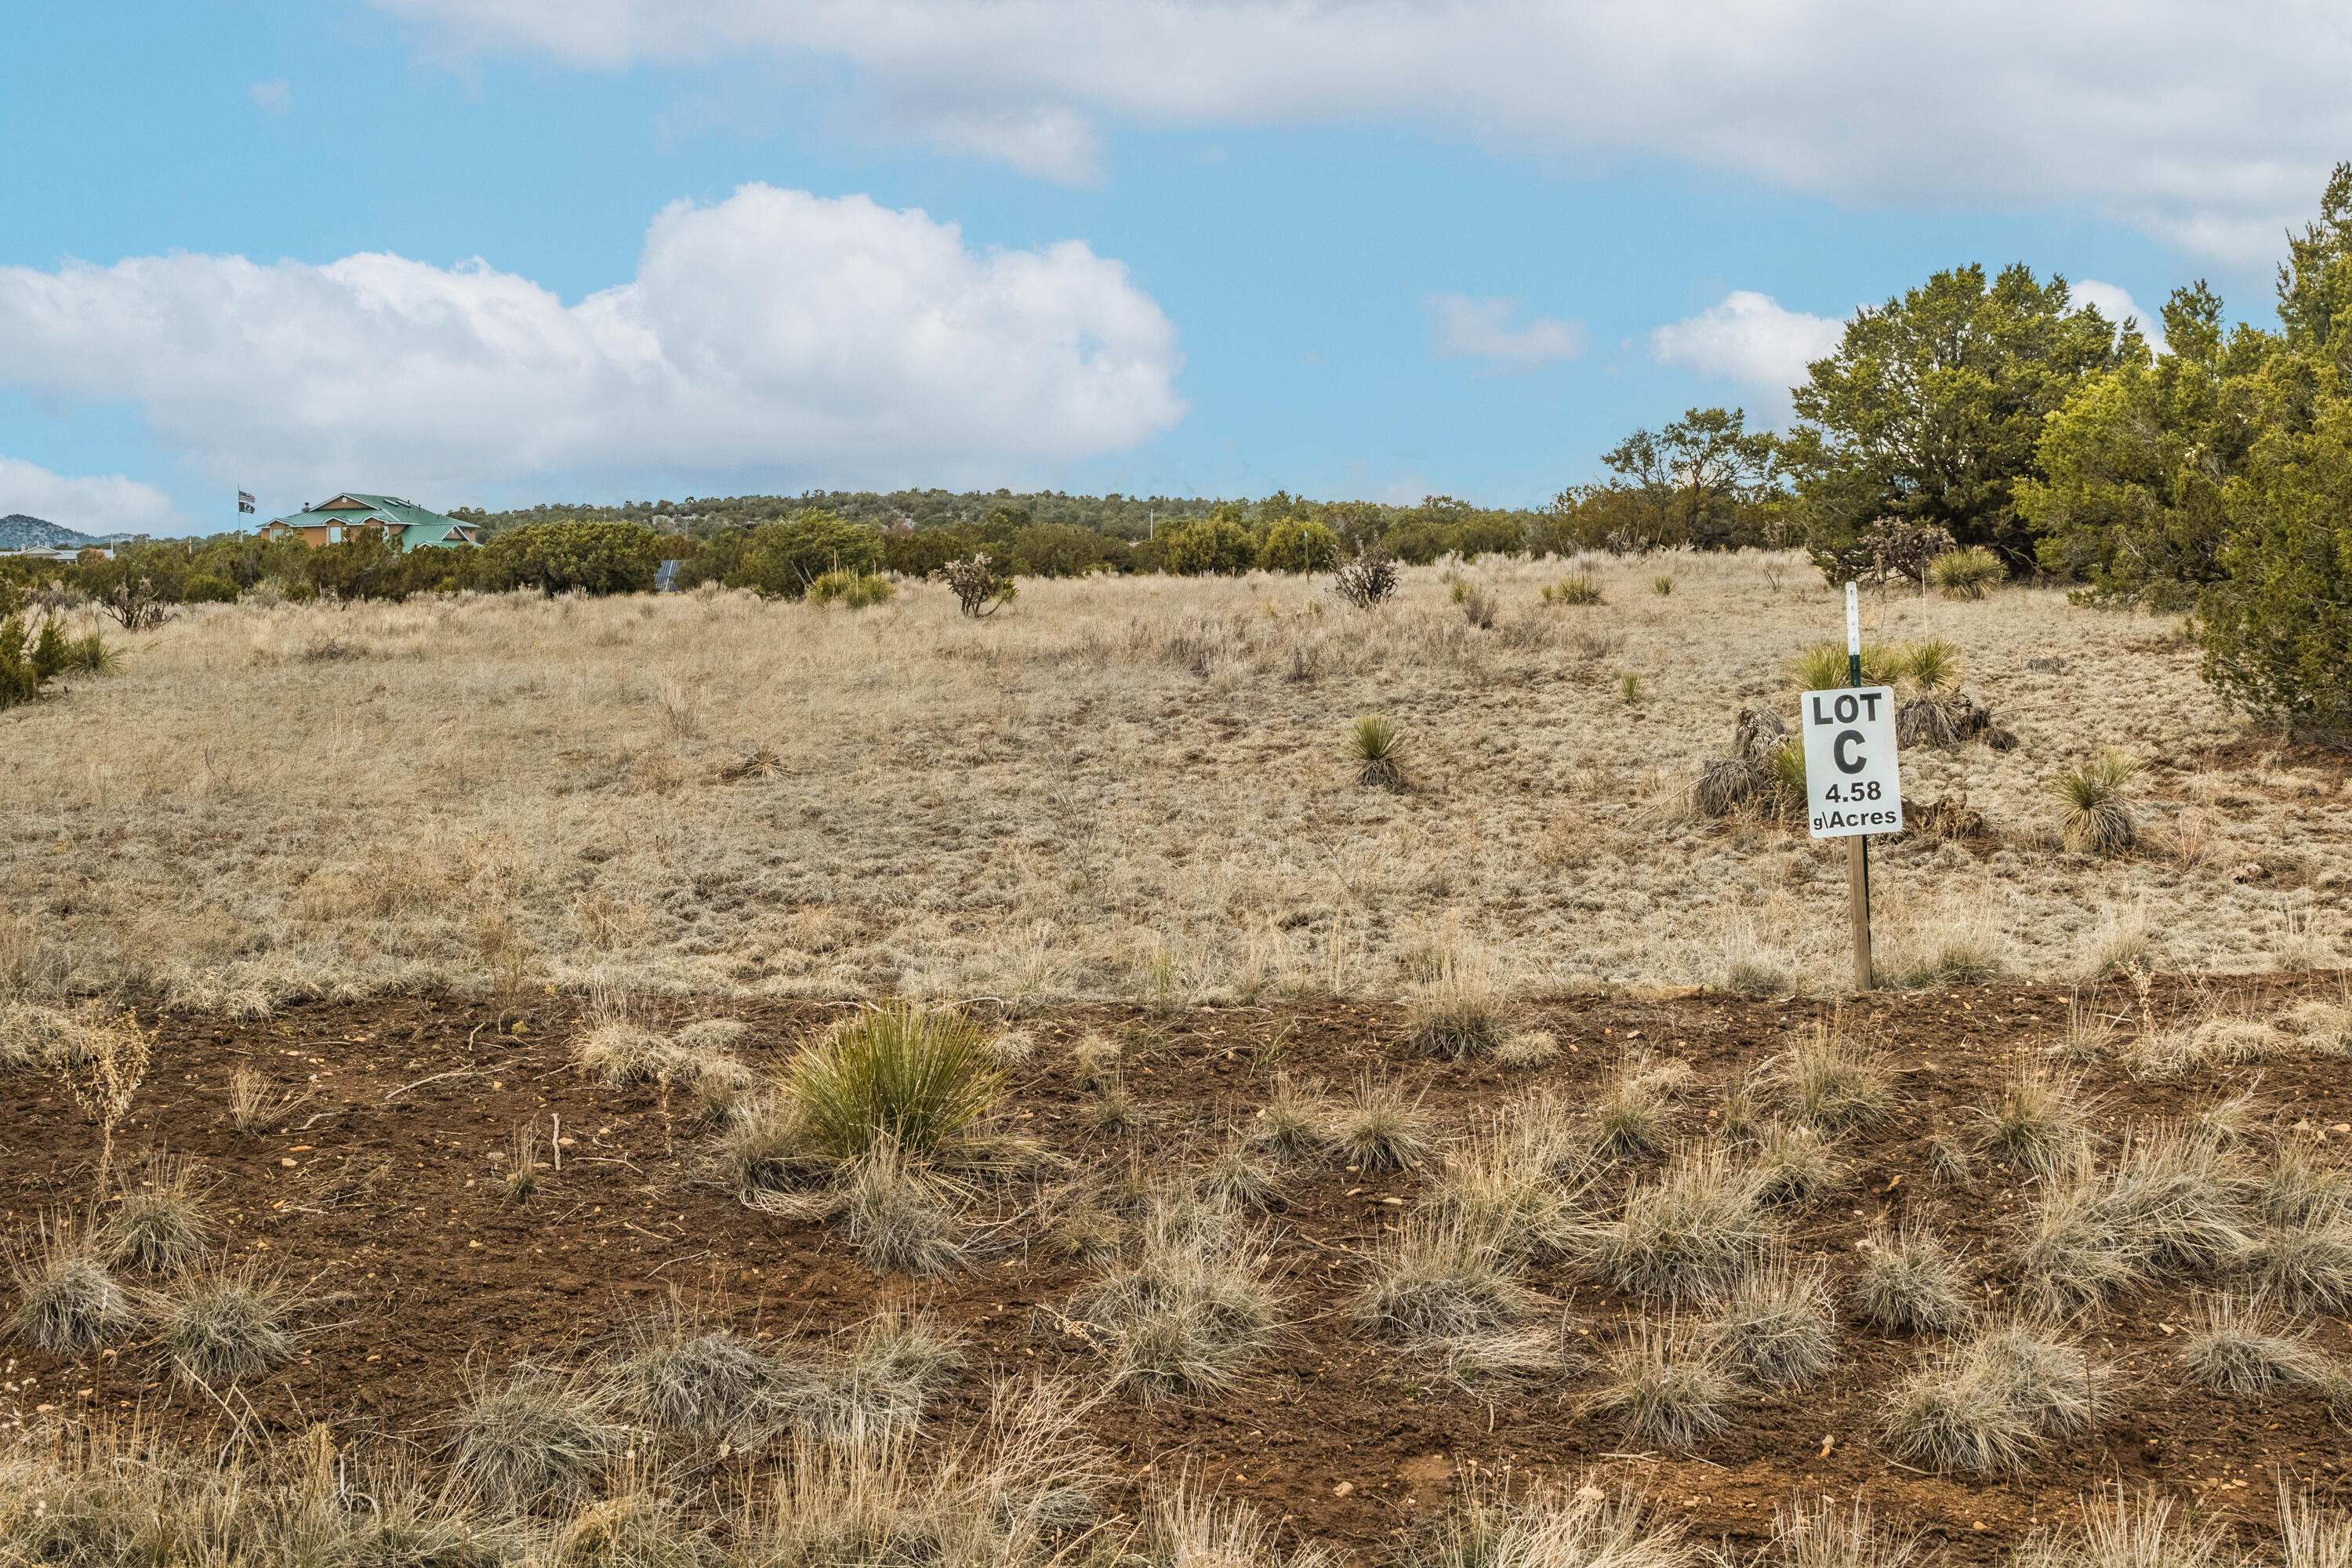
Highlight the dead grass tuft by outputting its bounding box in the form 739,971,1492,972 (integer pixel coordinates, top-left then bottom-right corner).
1975,1065,2092,1178
7,1215,135,1352
1359,1215,1550,1345
155,1260,298,1385
1855,1221,1970,1334
1070,1200,1281,1398
1777,1025,1893,1131
1496,1029,1560,1068
452,1362,627,1508
2176,1293,2330,1393
1322,1069,1430,1171
1882,1319,2094,1472
1588,1145,1777,1300
1710,1257,1837,1386
102,1154,212,1271
1403,950,1506,1059
1402,1477,1689,1568
1586,1315,1735,1447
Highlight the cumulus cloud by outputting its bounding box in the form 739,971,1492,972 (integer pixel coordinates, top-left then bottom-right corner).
376,0,2352,260
1651,292,1847,417
0,456,183,535
1429,295,1588,375
0,186,1184,498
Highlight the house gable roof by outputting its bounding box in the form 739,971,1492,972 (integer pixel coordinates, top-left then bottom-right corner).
261,494,481,547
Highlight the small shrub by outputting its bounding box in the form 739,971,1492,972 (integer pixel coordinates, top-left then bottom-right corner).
1778,1025,1893,1131
1588,1316,1733,1446
7,1218,134,1352
808,569,895,608
103,1156,213,1271
2177,1294,2329,1393
1451,580,1497,629
1929,546,2004,600
2054,750,2140,855
1350,715,1405,792
1072,1201,1280,1398
1619,673,1643,702
1710,1258,1836,1385
453,1364,627,1508
1588,1146,1775,1299
942,554,1017,617
1855,1221,1969,1333
1323,1069,1429,1171
1542,571,1603,606
1333,542,1399,608
785,1003,1005,1165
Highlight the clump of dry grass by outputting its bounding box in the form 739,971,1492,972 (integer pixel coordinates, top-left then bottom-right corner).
573,1011,676,1086
842,1138,969,1277
1403,1477,1688,1568
1588,1145,1777,1299
1762,1500,1926,1568
2014,1127,2252,1311
2176,1293,2329,1393
1419,1094,1584,1254
1359,1215,1549,1347
611,1309,795,1442
1882,1319,2094,1472
1592,1056,1687,1160
1496,1029,1560,1067
1403,950,1505,1059
1751,1123,1840,1204
797,1310,965,1443
1199,1133,1283,1210
1974,1065,2092,1178
1070,1200,1281,1398
7,1215,135,1352
1709,1258,1836,1386
155,1262,298,1385
1070,1033,1122,1091
1855,1221,1969,1334
1148,1484,1333,1568
225,1063,310,1134
1586,1316,1734,1446
103,1155,212,1272
1777,1025,1893,1131
0,1001,82,1071
1250,1073,1324,1160
504,1123,543,1205
1322,1069,1430,1171
452,1363,628,1508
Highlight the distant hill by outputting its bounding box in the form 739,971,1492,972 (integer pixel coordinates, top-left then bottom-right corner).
0,514,134,550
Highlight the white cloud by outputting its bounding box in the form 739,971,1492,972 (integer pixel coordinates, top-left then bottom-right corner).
374,0,2352,262
0,186,1185,499
1429,295,1588,375
2072,279,2169,355
1650,292,1847,417
0,456,183,535
249,78,291,113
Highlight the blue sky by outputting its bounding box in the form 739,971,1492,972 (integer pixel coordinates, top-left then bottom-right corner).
1,0,2340,535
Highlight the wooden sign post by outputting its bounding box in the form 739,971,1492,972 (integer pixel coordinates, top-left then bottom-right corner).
1800,583,1904,991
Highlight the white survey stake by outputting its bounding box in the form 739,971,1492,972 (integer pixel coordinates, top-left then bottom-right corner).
1802,685,1904,837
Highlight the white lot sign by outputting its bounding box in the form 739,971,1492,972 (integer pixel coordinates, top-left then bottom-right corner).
1802,686,1904,837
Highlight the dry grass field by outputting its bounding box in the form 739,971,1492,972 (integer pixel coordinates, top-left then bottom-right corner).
0,550,2339,1014
10,553,2352,1566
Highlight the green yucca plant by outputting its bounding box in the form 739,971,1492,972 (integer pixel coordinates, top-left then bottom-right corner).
786,1004,1004,1163
1789,641,1898,691
1899,637,1962,691
1650,575,1676,597
1351,715,1404,790
2054,749,2141,855
1541,570,1603,606
1929,546,2005,600
808,569,896,608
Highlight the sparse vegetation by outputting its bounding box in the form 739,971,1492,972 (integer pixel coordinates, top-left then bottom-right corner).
1855,1221,1969,1333
1882,1319,2093,1472
156,1261,297,1385
102,1155,212,1271
1588,1315,1733,1446
1974,1065,2090,1178
1323,1069,1430,1171
1778,1025,1893,1131
1588,1146,1776,1299
2177,1292,2329,1392
1403,949,1503,1058
1071,1200,1280,1397
7,1216,135,1352
1709,1258,1837,1385
452,1363,629,1508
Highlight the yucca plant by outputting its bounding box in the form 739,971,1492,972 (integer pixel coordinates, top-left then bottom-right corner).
784,1004,1004,1165
1789,641,1897,691
1350,715,1404,791
1542,571,1603,606
1929,546,2004,600
2054,750,2140,855
1899,637,1962,691
1650,575,1676,597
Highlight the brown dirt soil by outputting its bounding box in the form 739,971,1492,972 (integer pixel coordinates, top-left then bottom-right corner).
8,978,2352,1559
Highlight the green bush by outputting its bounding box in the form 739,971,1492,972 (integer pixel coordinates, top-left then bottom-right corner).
1259,516,1341,574
0,617,38,710
785,1004,1004,1164
1929,546,2005,599
808,570,896,608
478,520,659,596
1006,522,1123,577
733,511,884,600
882,525,984,578
180,573,238,604
1541,571,1603,605
1160,516,1258,575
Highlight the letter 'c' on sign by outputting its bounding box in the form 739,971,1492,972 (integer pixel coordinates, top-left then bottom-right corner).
1834,730,1867,774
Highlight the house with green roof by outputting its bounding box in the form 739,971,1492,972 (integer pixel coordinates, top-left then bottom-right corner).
258,493,481,550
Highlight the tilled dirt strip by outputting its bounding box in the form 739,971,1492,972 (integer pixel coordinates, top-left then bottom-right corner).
5,978,2351,1560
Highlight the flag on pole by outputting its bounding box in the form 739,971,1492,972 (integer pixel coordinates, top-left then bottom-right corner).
237,490,256,514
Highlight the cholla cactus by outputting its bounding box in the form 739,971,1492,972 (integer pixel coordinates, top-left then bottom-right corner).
939,554,1016,618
